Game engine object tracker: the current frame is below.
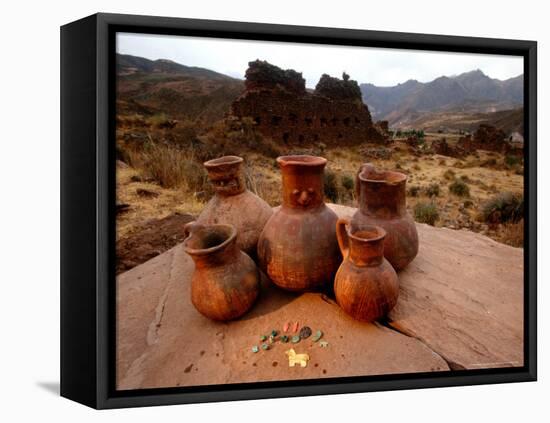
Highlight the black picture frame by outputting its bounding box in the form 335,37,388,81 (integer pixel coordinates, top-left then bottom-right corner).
60,12,537,409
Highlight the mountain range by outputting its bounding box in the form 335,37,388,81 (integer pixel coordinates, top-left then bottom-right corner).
117,53,523,133
360,70,523,128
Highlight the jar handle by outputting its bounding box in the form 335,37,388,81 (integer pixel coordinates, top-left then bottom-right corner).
184,221,204,239
336,218,350,258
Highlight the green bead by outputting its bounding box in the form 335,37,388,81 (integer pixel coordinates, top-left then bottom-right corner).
251,346,259,353
312,330,323,342
260,335,267,341
271,330,278,337
280,335,289,343
291,335,300,344
261,343,269,350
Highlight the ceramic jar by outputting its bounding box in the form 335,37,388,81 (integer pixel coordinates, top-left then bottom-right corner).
196,155,273,257
257,155,341,291
184,222,260,321
351,163,418,270
334,218,399,322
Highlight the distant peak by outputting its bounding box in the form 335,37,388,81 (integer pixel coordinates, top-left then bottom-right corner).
455,69,488,79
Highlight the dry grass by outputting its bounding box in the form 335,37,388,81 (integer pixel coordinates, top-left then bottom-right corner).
499,219,524,247
116,166,205,239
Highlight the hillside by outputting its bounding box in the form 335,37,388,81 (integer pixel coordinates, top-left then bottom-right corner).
387,107,524,135
117,53,244,125
361,70,523,130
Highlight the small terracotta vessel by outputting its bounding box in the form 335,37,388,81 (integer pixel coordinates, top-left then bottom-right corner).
334,218,399,322
196,155,273,257
184,222,260,321
257,155,340,291
352,163,418,270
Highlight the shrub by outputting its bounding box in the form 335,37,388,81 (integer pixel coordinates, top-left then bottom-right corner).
480,192,524,224
172,120,199,146
463,200,474,209
146,113,171,128
504,155,521,167
408,185,421,197
414,202,439,226
425,183,440,198
480,158,498,168
256,136,283,158
443,169,456,180
449,179,470,197
324,170,339,203
341,174,354,191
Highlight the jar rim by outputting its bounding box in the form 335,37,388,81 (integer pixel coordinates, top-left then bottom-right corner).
358,166,407,185
345,223,386,243
276,155,327,167
204,155,243,169
183,224,237,256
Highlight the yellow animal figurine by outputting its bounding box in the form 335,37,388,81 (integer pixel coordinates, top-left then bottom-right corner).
285,348,309,368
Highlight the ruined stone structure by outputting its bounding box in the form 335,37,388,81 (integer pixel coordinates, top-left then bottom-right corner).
457,124,524,156
230,60,387,146
432,124,524,158
432,138,465,158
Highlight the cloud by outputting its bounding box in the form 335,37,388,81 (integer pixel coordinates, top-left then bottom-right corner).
117,32,523,88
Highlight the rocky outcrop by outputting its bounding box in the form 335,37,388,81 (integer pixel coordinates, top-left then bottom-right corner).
244,60,306,95
457,124,523,156
116,204,523,389
230,60,388,146
314,72,362,102
431,137,465,158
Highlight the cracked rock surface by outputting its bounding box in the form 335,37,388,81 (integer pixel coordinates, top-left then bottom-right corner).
116,204,523,390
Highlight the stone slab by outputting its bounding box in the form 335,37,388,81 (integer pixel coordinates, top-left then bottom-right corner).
330,204,524,370
116,204,523,390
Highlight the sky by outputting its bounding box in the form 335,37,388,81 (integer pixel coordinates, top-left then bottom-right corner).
117,32,523,88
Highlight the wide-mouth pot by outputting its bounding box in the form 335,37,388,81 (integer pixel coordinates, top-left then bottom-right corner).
184,223,237,256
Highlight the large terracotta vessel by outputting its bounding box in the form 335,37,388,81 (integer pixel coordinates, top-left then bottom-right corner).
184,222,260,321
196,155,273,257
351,163,418,270
334,218,399,322
257,155,341,291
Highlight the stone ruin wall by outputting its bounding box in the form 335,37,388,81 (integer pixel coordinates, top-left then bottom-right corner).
230,60,387,146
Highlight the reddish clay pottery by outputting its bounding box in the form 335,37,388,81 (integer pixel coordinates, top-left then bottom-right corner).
183,222,260,321
257,155,340,291
197,155,273,257
334,218,399,322
352,163,418,270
